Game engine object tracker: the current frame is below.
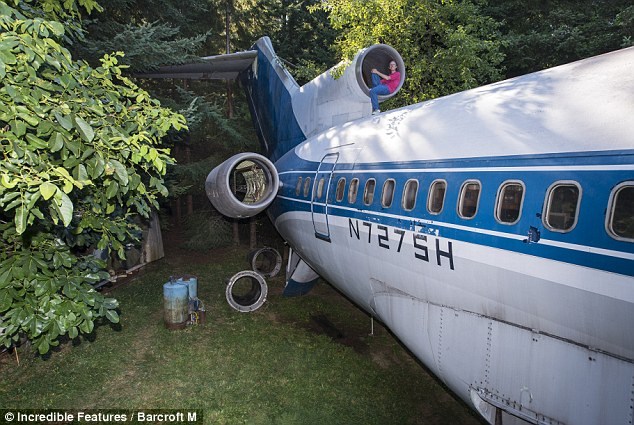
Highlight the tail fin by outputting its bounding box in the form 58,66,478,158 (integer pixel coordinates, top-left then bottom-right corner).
238,37,306,162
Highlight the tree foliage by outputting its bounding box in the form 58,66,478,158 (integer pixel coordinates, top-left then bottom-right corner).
76,0,213,71
0,0,186,354
484,0,634,77
317,0,505,106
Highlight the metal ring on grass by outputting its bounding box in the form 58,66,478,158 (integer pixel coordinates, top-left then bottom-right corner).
226,270,268,312
247,247,282,277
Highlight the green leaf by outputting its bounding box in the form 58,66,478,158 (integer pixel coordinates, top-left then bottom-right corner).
62,179,73,194
54,191,73,227
26,190,41,210
49,22,64,37
105,181,119,199
26,134,48,149
15,205,27,235
103,298,119,309
0,269,10,288
0,49,16,65
37,339,50,355
109,159,128,186
1,174,17,189
68,326,78,339
74,164,89,182
105,309,119,323
49,132,64,152
13,120,26,137
19,113,39,127
0,290,12,313
66,139,80,157
40,182,57,200
54,112,73,131
74,116,95,142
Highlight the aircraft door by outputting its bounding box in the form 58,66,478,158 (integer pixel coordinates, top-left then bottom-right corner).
311,153,339,242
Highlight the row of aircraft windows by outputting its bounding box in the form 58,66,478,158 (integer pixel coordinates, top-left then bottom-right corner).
294,176,634,242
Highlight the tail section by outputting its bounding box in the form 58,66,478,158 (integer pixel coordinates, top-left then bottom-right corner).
241,38,405,160
238,37,306,162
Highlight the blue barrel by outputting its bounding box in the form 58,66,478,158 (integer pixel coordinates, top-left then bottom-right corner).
178,275,197,299
163,280,188,329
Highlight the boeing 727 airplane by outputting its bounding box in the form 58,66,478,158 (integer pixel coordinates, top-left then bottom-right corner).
143,38,634,424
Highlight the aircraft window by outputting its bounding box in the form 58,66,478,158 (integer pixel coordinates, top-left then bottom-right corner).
303,177,311,197
295,177,303,196
402,179,418,211
458,180,481,219
607,182,634,241
349,178,359,204
336,178,346,202
364,179,376,205
544,182,581,232
495,181,525,224
427,180,446,214
316,178,325,199
381,179,396,208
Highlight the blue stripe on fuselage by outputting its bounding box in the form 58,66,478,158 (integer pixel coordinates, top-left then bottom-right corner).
269,150,634,277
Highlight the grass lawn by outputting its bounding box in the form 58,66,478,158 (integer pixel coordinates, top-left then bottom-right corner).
0,242,484,425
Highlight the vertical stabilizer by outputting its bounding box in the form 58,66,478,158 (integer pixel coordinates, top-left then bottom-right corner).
239,37,306,162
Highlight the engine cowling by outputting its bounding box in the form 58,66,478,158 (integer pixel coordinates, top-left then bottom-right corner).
205,153,279,218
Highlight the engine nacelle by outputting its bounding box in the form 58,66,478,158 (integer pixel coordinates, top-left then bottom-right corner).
205,153,279,218
293,43,406,137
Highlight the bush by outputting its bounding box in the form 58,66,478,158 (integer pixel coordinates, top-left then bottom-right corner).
0,0,186,354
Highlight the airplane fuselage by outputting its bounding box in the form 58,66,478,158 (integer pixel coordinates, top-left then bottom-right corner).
182,39,634,424
265,49,634,423
269,139,634,425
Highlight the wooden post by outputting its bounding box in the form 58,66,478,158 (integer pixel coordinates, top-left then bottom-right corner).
226,0,240,246
226,0,234,119
173,143,181,226
185,145,193,215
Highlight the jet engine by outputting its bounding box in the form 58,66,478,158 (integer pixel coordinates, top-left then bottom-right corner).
293,43,406,137
205,152,279,218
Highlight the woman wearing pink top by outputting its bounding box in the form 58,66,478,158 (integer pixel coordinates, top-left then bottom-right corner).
369,60,400,114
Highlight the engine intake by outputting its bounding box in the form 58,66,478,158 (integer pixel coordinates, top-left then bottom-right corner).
355,44,406,100
205,153,279,218
292,43,406,136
